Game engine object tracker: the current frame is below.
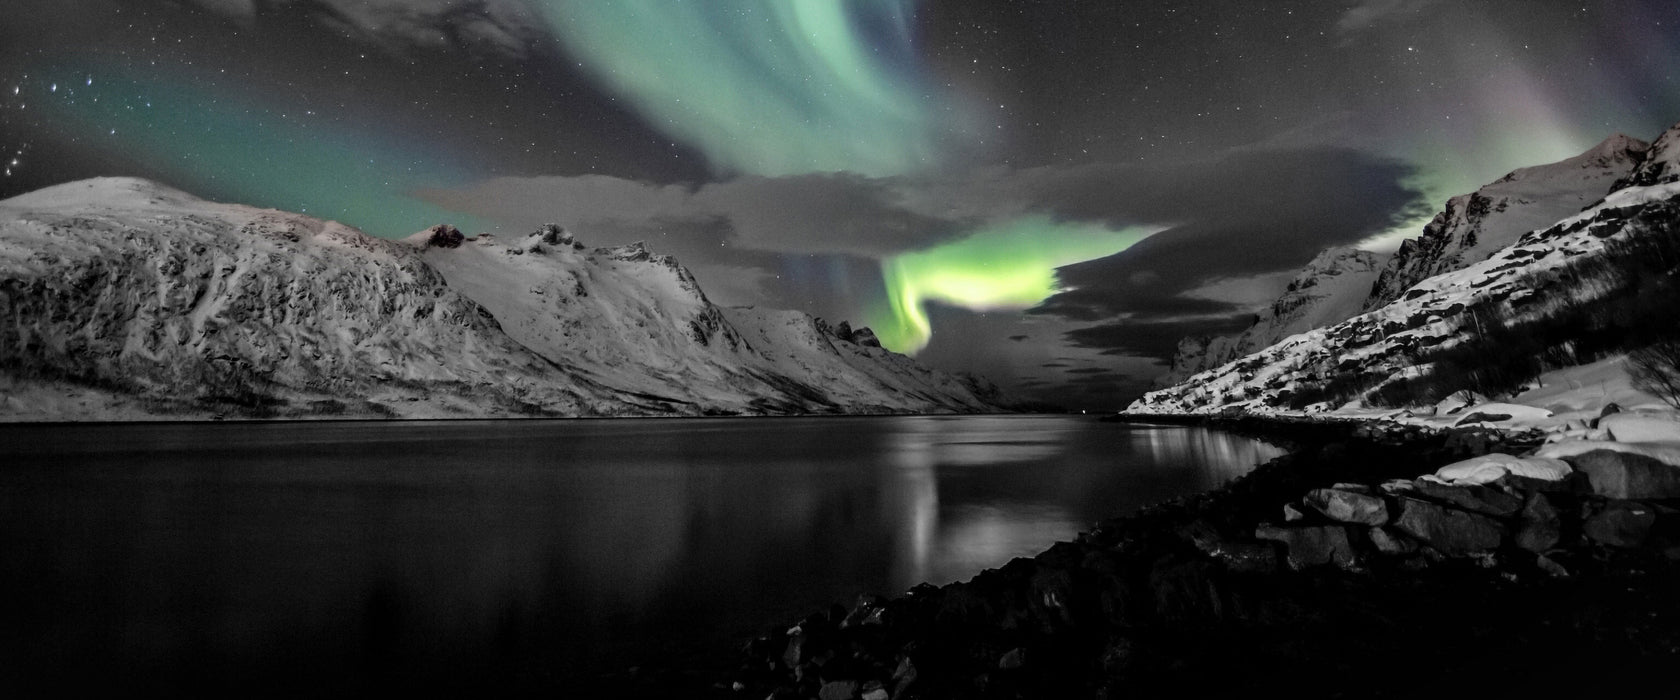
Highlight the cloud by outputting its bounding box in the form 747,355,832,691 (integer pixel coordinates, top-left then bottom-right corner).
1064,314,1258,361
420,143,1426,365
1026,147,1427,333
420,172,967,259
185,0,544,58
1335,0,1441,34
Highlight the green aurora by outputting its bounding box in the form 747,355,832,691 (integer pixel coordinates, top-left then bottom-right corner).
33,63,491,237
536,0,959,177
871,216,1158,353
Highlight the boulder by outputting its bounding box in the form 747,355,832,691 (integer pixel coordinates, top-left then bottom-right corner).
1599,411,1680,443
1282,503,1307,522
1392,498,1506,556
1454,402,1553,426
1368,526,1419,555
1431,452,1572,485
1411,479,1523,518
424,224,465,248
1379,479,1417,496
1584,501,1657,548
1515,492,1561,553
1535,553,1570,577
1303,488,1390,525
1254,524,1357,569
1538,445,1680,499
820,680,859,700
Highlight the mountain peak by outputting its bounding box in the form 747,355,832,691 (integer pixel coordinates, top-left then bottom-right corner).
1613,120,1680,190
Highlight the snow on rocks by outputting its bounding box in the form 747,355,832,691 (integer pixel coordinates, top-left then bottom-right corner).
1534,440,1680,499
1429,452,1572,485
1451,402,1554,426
1598,411,1680,443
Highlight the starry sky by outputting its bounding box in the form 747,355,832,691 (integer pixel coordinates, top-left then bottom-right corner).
4,0,1679,409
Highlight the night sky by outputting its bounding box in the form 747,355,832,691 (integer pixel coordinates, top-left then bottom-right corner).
4,1,1679,409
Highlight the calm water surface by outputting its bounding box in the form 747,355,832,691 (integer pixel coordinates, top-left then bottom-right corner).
0,415,1283,694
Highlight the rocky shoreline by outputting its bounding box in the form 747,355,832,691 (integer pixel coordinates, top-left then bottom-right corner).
702,413,1680,699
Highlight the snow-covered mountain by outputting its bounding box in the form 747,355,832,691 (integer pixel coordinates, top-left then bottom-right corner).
0,178,1003,419
1164,247,1385,385
1132,122,1680,415
1362,133,1649,310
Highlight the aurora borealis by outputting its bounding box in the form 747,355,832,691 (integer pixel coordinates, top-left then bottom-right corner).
877,217,1157,352
535,0,962,177
5,0,1680,407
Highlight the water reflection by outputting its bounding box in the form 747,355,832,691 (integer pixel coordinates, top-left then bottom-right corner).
0,417,1284,694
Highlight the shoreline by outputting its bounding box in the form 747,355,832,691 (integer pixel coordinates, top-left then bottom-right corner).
701,413,1680,699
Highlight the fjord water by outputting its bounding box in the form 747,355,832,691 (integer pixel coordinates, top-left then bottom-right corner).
0,415,1283,694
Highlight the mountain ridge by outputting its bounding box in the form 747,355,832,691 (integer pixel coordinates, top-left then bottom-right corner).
0,177,1005,419
1132,121,1680,416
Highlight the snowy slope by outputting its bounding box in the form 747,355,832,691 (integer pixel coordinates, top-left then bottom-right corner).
1165,247,1385,384
409,225,1002,415
1363,133,1648,310
1130,125,1680,416
0,178,1001,419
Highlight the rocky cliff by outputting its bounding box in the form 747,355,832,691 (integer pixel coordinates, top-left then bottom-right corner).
1363,133,1649,310
1132,121,1680,415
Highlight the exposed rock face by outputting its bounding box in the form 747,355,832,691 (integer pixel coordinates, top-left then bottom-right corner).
0,178,1005,419
1165,247,1385,385
1613,119,1680,190
1363,133,1649,310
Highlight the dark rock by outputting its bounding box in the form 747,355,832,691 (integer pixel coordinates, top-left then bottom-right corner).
1515,492,1562,553
1209,541,1282,574
1584,501,1657,548
1600,402,1623,417
1563,449,1680,499
1303,488,1389,525
1379,479,1416,496
1492,471,1586,495
1535,553,1570,577
1392,498,1505,556
425,224,464,248
1411,479,1523,517
1254,524,1357,569
998,647,1025,670
1368,526,1419,555
537,223,574,246
892,656,917,696
819,679,858,700
1457,412,1514,425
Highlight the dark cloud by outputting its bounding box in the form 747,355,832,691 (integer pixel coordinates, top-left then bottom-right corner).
421,144,1425,378
184,0,544,58
1064,367,1114,375
1026,376,1150,412
1064,313,1258,361
1027,147,1426,332
421,172,967,258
